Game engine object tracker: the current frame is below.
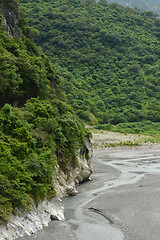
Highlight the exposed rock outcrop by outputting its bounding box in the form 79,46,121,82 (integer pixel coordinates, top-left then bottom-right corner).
54,155,93,198
55,136,93,198
0,198,64,240
0,137,93,240
0,0,19,38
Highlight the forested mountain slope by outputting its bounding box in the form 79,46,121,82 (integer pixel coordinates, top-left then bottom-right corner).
0,0,62,106
106,0,160,17
19,0,160,124
0,0,90,224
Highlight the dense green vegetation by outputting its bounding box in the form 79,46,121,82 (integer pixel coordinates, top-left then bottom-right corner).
19,0,160,125
0,99,88,223
0,1,89,223
0,8,61,106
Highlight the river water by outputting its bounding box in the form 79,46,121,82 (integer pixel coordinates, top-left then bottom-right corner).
19,145,160,240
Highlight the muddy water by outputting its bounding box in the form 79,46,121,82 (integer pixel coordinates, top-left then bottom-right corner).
63,182,125,240
19,145,160,240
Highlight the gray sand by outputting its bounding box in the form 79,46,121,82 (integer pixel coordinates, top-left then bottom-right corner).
86,145,160,240
87,174,160,240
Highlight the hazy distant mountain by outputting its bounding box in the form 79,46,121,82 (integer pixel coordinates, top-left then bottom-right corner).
107,0,160,17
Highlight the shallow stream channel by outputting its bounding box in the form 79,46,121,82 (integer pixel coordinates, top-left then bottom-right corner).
19,144,160,240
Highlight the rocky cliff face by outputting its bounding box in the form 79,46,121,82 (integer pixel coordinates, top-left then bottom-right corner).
0,138,93,240
0,0,19,38
0,198,64,240
0,2,93,239
54,137,93,197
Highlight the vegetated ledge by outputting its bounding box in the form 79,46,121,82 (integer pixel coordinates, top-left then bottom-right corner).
0,137,93,240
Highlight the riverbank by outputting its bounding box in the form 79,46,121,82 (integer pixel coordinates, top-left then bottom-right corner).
16,149,121,240
92,129,159,148
0,140,93,240
16,132,160,240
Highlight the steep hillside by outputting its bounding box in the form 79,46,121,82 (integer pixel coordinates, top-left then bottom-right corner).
0,0,91,225
19,0,160,124
0,0,62,107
